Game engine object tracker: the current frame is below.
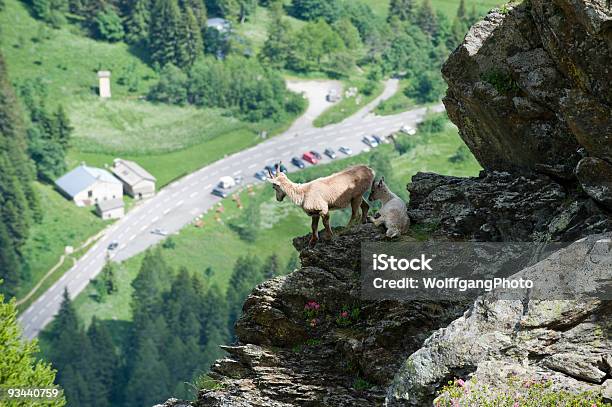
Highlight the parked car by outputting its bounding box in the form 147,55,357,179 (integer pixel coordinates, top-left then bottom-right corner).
310,150,322,160
211,188,228,198
218,176,236,189
372,134,386,145
302,152,319,164
254,170,267,181
400,125,416,135
107,241,119,250
264,164,277,176
291,157,305,169
151,228,168,236
324,148,337,159
234,175,244,185
339,146,353,155
362,135,379,148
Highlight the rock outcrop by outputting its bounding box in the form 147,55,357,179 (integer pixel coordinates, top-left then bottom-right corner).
407,171,612,242
443,0,612,179
195,225,468,406
387,235,612,405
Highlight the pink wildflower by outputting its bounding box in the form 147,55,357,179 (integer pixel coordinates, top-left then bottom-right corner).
513,402,519,407
456,378,465,387
341,311,349,318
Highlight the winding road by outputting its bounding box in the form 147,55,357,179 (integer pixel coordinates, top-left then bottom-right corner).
18,79,444,339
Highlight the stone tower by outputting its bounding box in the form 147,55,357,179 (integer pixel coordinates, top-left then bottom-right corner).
97,71,111,98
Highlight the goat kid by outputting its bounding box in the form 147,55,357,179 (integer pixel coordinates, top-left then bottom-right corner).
267,163,375,246
368,177,410,238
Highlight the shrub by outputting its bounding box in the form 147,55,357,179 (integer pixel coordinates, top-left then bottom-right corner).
148,64,188,105
436,377,607,407
417,113,447,134
481,70,520,95
448,144,471,163
93,8,125,42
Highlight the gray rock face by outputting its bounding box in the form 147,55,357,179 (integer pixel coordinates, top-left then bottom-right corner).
576,157,612,210
196,225,468,406
442,0,612,177
387,235,612,405
407,171,612,242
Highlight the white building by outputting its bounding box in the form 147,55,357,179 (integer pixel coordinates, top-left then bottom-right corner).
55,164,123,207
96,198,125,220
98,71,111,98
206,17,231,32
111,158,156,199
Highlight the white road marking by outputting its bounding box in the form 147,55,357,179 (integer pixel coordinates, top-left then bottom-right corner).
248,164,256,169
175,200,185,207
233,170,242,175
152,216,160,222
190,191,198,198
205,184,212,189
128,234,136,241
139,225,147,232
163,208,171,215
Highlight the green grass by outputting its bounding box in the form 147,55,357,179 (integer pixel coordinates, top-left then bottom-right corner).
392,121,481,181
360,0,502,19
374,81,415,115
17,183,107,301
233,6,305,53
313,79,384,127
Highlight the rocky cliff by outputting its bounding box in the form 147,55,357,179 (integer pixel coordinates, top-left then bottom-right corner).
159,1,612,406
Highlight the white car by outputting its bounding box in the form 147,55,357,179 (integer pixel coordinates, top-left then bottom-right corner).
400,125,417,136
362,135,379,148
218,176,236,189
151,228,168,236
339,146,353,155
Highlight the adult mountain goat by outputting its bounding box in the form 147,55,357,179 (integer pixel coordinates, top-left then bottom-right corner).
267,164,375,246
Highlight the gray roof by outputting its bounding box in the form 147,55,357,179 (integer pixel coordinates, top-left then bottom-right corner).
55,165,121,198
112,159,156,186
96,198,124,211
207,17,230,29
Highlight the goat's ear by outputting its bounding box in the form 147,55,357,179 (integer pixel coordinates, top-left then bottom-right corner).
378,178,384,187
381,176,385,183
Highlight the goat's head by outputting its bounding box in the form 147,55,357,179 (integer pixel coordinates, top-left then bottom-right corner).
267,162,288,202
368,176,386,202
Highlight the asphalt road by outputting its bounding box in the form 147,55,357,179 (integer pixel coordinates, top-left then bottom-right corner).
18,79,444,339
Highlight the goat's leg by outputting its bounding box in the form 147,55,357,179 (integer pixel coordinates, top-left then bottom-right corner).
347,198,360,227
322,213,333,241
309,215,320,247
360,198,369,224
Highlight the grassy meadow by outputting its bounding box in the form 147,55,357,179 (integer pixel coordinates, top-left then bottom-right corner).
73,117,481,327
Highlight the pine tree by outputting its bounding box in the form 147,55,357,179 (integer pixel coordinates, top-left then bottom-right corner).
226,255,262,335
46,290,97,407
259,13,292,68
0,291,65,406
182,6,204,66
131,249,172,332
126,0,151,44
0,223,21,297
199,283,228,365
388,0,415,22
53,105,72,150
0,52,39,294
149,0,187,68
416,0,438,38
456,0,466,21
124,338,170,406
87,317,120,407
261,254,280,279
468,3,479,26
285,252,299,274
